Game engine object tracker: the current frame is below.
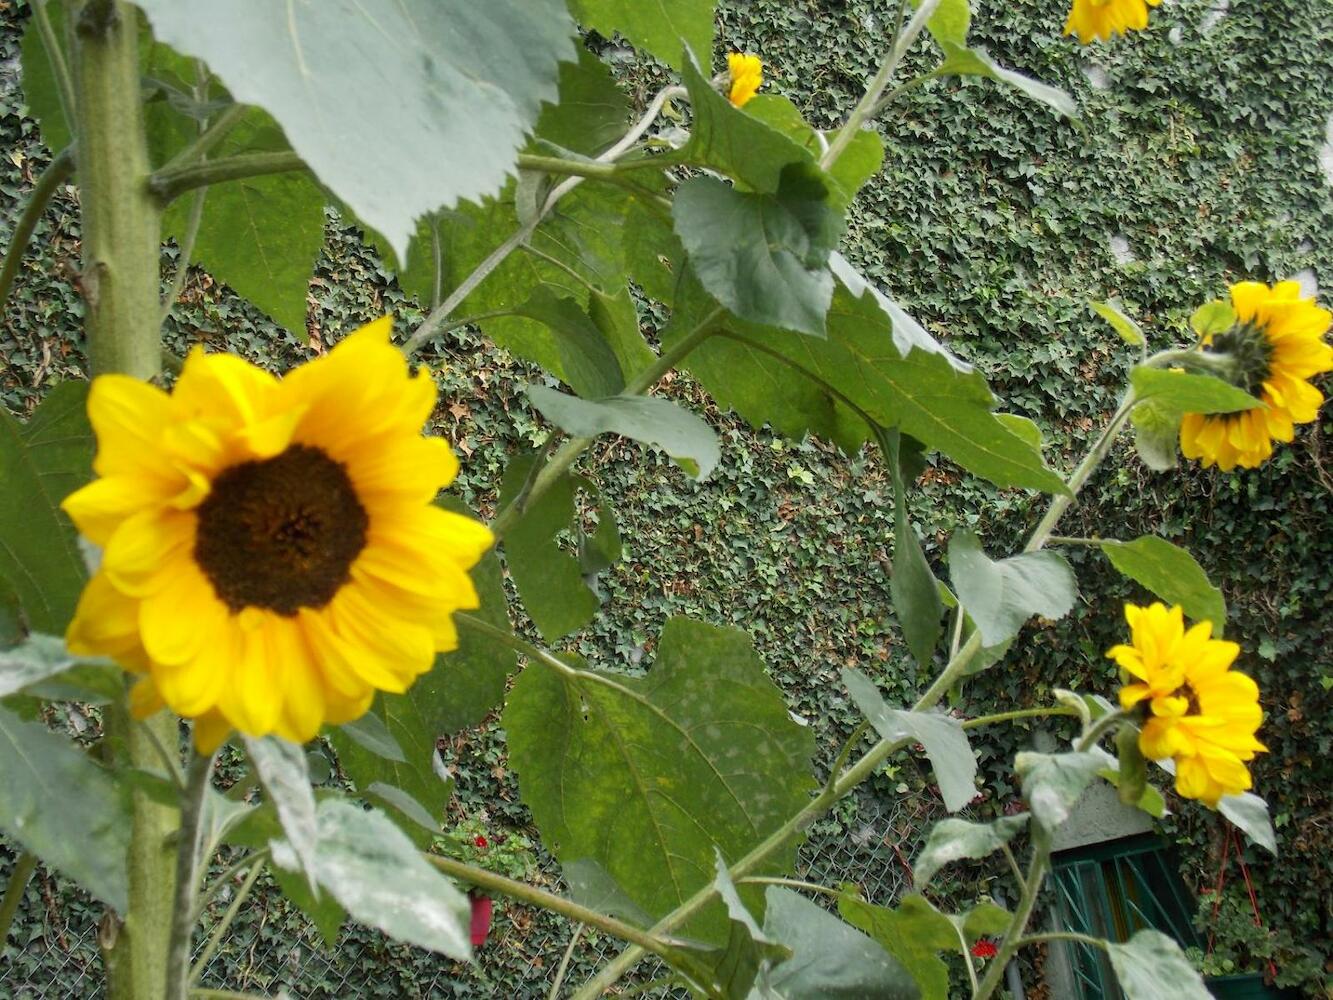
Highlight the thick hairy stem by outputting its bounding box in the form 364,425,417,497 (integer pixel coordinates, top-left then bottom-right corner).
0,146,75,314
165,754,216,1000
0,852,38,945
974,841,1051,1000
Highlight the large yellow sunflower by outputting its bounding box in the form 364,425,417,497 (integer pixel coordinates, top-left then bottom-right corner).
1107,602,1266,807
62,318,492,752
1180,281,1333,471
727,53,763,107
1063,0,1161,44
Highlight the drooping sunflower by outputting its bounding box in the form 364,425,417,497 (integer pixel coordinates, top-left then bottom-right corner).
727,52,763,107
63,318,492,752
1063,0,1161,44
1180,281,1333,471
1107,602,1266,807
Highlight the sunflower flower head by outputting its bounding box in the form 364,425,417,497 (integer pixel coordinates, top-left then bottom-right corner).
62,318,492,752
726,52,763,107
1063,0,1161,44
1107,602,1266,807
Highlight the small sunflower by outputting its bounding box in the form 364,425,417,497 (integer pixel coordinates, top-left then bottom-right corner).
1063,0,1161,44
1107,602,1266,807
1180,281,1333,471
62,318,492,752
727,52,763,107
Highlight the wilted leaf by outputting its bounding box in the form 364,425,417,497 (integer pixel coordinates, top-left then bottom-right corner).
949,531,1076,646
913,814,1029,888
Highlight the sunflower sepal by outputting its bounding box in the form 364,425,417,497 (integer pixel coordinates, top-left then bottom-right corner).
1189,299,1237,339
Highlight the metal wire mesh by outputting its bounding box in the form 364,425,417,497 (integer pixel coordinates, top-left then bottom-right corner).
1,785,943,998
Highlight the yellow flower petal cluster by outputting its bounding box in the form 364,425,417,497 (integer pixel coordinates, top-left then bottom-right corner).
62,318,492,751
1064,0,1161,43
727,52,763,107
1108,603,1265,807
1180,281,1333,471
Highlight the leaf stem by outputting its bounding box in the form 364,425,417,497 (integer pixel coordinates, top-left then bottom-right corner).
547,923,587,1000
187,856,263,988
191,849,269,925
148,151,305,205
736,876,841,900
1014,930,1108,950
1044,535,1104,547
0,146,75,314
961,706,1081,730
0,852,38,945
166,752,216,1000
423,855,679,963
156,103,248,175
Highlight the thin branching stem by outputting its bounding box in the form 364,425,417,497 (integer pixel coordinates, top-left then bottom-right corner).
0,852,38,945
0,146,75,314
166,752,217,1000
187,857,263,988
547,924,587,1000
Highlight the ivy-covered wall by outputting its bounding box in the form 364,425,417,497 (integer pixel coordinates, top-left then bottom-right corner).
1,0,1329,994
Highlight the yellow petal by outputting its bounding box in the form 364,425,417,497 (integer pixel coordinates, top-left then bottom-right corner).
101,509,195,597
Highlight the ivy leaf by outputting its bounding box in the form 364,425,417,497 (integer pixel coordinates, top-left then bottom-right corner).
1106,930,1212,1000
674,165,843,337
136,0,575,260
271,799,472,959
1015,750,1106,834
498,455,600,641
1218,792,1277,856
1091,301,1146,347
244,736,319,888
949,531,1076,646
936,43,1076,119
505,618,816,942
569,0,714,70
1098,536,1226,636
0,381,93,634
1130,368,1259,415
534,48,631,157
843,667,977,812
0,703,129,911
913,814,1029,888
526,385,720,480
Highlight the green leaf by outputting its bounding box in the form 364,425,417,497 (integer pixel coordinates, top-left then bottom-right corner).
1218,792,1277,856
505,618,816,942
589,285,657,378
1091,301,1146,347
1115,724,1148,808
1015,750,1106,834
0,633,81,698
917,0,970,46
526,385,720,480
498,455,600,641
1130,402,1180,471
510,288,626,398
534,48,631,157
884,429,944,668
668,262,1068,493
563,858,653,926
569,0,714,70
760,887,919,998
0,381,93,634
913,814,1029,888
673,53,815,194
162,113,325,335
336,713,405,764
1098,536,1226,636
936,43,1076,119
1091,745,1167,819
740,96,884,209
674,165,842,337
365,782,440,833
948,531,1076,646
19,3,71,151
1190,300,1236,338
1130,367,1259,415
0,703,128,910
843,667,977,812
1106,930,1212,1000
272,864,346,947
270,799,472,958
244,736,319,887
575,481,622,575
136,0,575,260
707,853,792,999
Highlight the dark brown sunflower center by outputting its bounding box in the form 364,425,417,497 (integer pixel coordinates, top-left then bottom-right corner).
1207,320,1274,397
194,445,368,616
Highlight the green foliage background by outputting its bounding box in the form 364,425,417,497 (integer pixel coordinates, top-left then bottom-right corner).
1,0,1330,993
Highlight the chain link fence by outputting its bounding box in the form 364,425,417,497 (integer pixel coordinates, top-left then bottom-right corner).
2,784,943,998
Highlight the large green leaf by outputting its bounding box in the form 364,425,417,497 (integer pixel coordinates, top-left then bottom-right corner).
526,385,720,479
19,3,71,151
270,799,472,958
0,633,80,698
1099,536,1226,636
136,0,575,259
706,855,792,999
0,381,93,634
534,47,631,157
674,166,843,337
498,455,600,641
1130,368,1260,415
0,703,128,910
936,43,1075,119
505,618,816,942
570,0,714,70
667,266,1067,493
842,668,976,811
162,113,325,335
1015,750,1106,834
948,531,1076,646
244,736,319,887
913,814,1029,888
1106,930,1212,1000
